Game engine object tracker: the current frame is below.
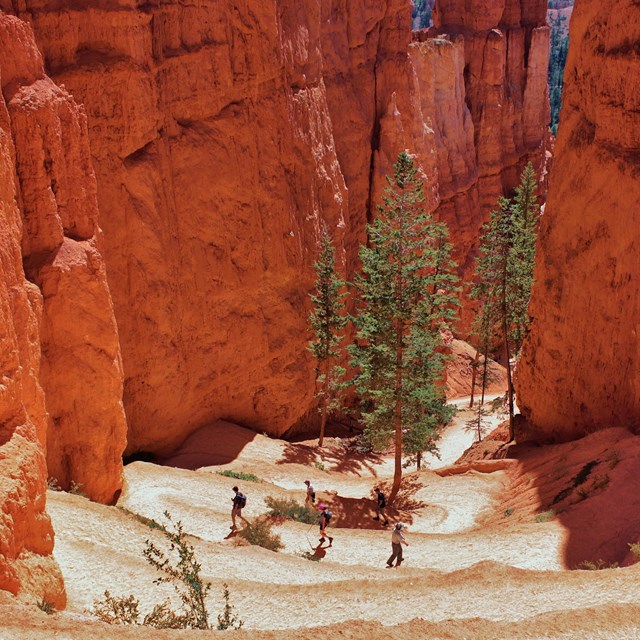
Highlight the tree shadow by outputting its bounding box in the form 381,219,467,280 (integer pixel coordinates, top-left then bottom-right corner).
277,437,385,476
321,476,426,530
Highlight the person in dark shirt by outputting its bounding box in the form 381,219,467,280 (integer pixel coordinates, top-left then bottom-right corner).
318,503,333,545
231,486,248,529
373,487,389,526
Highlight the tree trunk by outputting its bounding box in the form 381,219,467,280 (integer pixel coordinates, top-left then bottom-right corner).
389,321,404,506
501,252,515,442
502,313,515,442
416,451,422,470
318,369,329,447
469,350,480,408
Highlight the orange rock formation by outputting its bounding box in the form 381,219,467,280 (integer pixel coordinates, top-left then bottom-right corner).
3,0,548,458
429,0,551,273
0,0,551,601
517,0,640,441
0,14,66,606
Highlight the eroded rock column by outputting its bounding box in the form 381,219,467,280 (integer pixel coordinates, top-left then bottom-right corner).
516,0,640,440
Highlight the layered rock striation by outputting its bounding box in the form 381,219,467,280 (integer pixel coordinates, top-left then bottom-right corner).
516,0,640,441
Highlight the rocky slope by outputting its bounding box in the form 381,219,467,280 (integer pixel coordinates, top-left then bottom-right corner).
516,0,640,441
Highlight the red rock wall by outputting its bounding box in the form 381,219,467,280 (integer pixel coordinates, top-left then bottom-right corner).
516,0,640,441
0,11,126,503
4,0,549,456
430,0,551,274
0,13,66,606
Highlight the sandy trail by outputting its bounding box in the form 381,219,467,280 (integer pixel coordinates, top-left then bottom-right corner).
7,396,640,639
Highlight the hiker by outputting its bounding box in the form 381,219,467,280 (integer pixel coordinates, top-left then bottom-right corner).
373,487,389,526
304,480,316,506
318,503,333,545
231,486,248,529
386,523,408,568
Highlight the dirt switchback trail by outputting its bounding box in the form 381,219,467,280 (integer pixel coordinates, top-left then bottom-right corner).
4,399,640,639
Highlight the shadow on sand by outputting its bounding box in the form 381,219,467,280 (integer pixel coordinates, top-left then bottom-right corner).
278,438,385,476
475,424,640,569
319,475,426,530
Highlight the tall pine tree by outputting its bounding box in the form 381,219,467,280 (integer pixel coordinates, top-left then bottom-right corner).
308,231,347,447
350,152,458,503
472,163,540,441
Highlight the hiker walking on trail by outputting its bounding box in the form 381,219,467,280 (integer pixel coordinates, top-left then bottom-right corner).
304,480,316,506
318,503,333,545
373,487,389,526
386,523,408,568
231,486,248,529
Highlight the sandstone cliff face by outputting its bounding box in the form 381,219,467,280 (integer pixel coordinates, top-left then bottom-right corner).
516,0,640,441
0,13,65,606
0,11,126,504
431,0,550,264
3,0,550,457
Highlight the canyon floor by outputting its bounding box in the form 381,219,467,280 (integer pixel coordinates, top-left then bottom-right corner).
4,397,640,639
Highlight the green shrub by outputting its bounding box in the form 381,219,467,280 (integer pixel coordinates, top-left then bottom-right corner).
264,496,318,524
298,551,321,562
143,512,211,629
216,470,261,482
91,511,243,630
239,519,283,552
535,509,555,523
217,583,243,630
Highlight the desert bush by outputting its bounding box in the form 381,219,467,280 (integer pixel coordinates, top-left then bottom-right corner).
143,512,211,629
239,519,284,552
217,583,243,630
628,542,640,562
91,511,243,630
36,598,55,615
216,470,261,482
576,559,618,571
264,496,318,524
298,551,321,562
534,509,555,523
92,592,141,625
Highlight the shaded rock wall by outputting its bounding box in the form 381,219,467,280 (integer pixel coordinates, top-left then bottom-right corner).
516,0,640,441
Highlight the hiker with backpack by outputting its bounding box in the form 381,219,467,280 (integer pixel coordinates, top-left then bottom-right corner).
231,486,248,529
304,480,316,506
387,523,408,568
373,487,389,526
318,503,333,545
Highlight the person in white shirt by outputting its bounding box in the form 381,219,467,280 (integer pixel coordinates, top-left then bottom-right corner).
304,480,315,506
387,523,408,567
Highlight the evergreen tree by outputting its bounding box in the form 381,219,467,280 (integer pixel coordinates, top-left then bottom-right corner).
308,230,347,447
350,152,458,503
548,13,569,134
471,164,541,441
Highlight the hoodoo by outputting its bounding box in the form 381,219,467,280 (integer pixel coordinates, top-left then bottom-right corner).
516,0,640,441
